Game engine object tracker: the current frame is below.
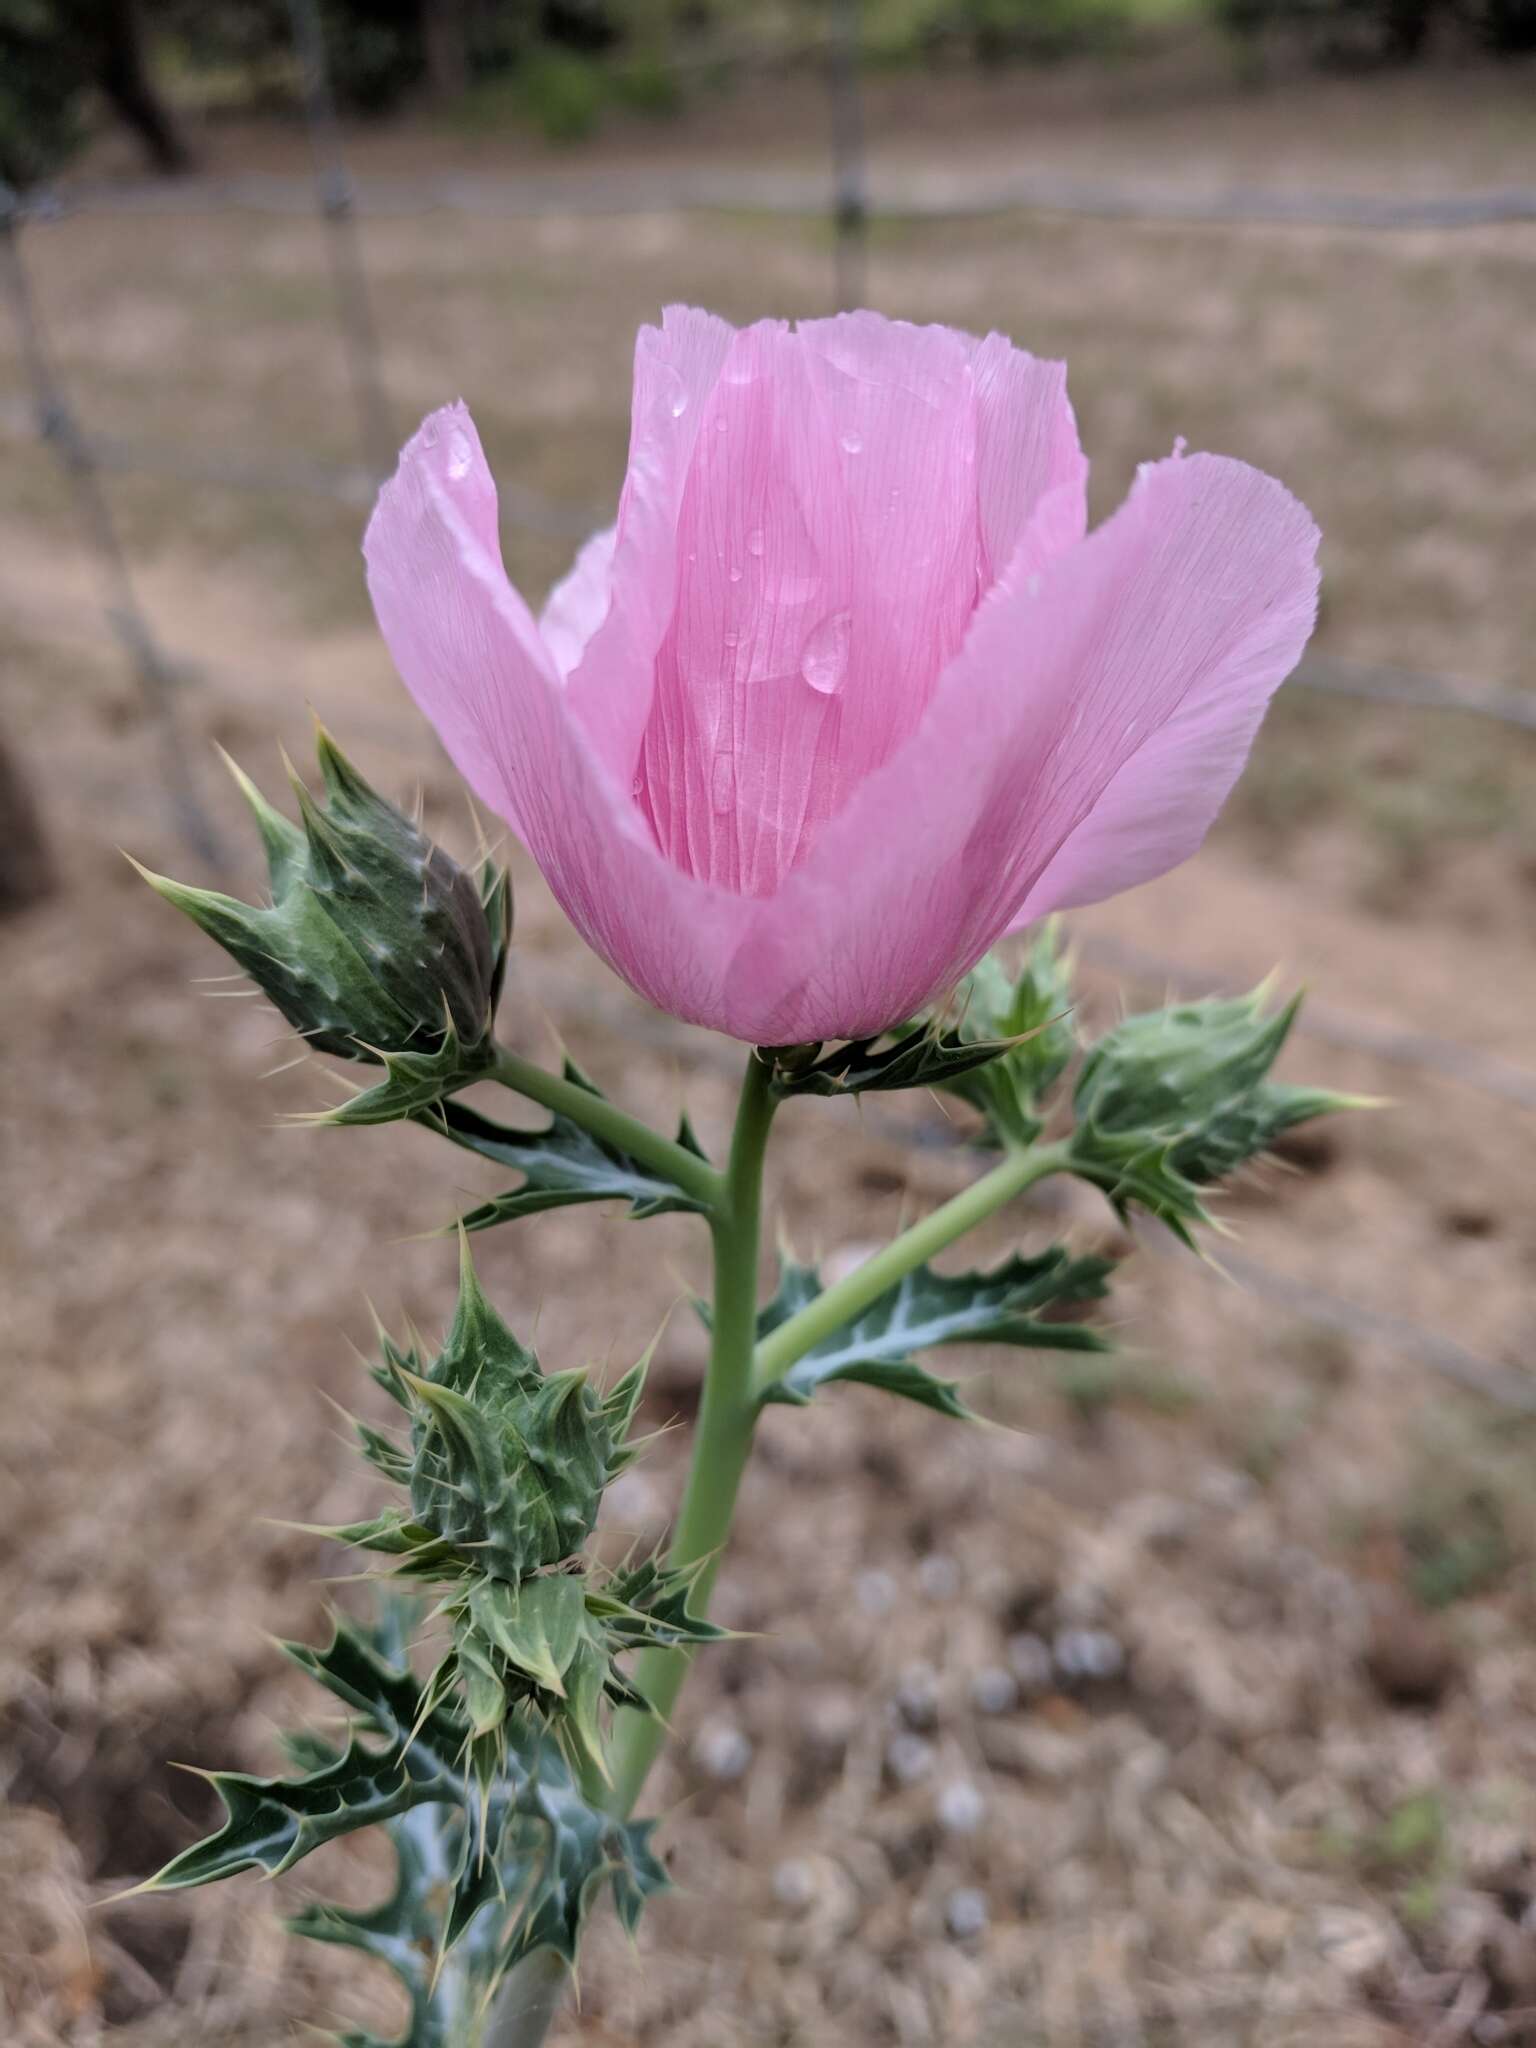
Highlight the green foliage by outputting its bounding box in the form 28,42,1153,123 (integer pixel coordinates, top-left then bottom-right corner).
754,1246,1112,1416
145,1608,669,2036
0,0,87,188
1068,987,1356,1243
322,1238,720,1786
137,729,510,1065
518,47,606,143
424,1066,712,1229
934,925,1079,1146
759,1021,1013,1103
376,1234,629,1579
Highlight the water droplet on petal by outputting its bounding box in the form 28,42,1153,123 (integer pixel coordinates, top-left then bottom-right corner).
728,564,743,583
711,751,735,815
800,610,852,697
746,527,765,557
420,418,440,449
840,431,863,455
670,389,689,418
447,429,472,480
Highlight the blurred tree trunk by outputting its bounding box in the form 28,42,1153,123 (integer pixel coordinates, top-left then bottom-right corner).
94,0,194,174
0,726,54,916
422,0,469,101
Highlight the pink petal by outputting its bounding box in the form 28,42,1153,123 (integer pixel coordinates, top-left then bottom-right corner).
634,321,856,897
967,331,1088,582
562,306,736,788
1011,455,1320,924
539,525,615,681
365,399,740,1024
726,453,1319,1044
795,313,984,777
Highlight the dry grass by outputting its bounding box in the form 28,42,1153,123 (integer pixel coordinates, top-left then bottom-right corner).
2,55,1535,2048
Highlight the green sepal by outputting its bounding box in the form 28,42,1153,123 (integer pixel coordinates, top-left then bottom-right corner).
758,1022,1013,1102
420,1062,711,1230
755,1248,1113,1417
935,927,1078,1146
134,729,509,1063
1069,988,1358,1244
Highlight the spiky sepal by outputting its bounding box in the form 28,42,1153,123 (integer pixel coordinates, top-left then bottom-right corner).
1068,987,1360,1243
135,727,510,1063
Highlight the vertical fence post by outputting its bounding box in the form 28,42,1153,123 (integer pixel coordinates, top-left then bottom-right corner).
0,184,224,868
287,0,395,481
826,0,868,310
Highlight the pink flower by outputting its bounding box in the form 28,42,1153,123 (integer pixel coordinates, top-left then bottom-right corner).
365,308,1318,1047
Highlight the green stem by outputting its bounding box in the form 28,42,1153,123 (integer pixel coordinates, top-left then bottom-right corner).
489,1044,724,1211
752,1140,1071,1395
605,1049,777,1818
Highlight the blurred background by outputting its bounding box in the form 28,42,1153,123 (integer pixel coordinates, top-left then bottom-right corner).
2,3,1534,2044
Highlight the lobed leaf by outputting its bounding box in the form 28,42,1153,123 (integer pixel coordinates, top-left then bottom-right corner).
421,1061,710,1229
757,1248,1113,1416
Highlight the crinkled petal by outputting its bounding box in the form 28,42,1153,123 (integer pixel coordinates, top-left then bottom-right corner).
539,525,616,682
365,403,741,1022
562,306,736,787
967,331,1088,581
723,453,1319,1044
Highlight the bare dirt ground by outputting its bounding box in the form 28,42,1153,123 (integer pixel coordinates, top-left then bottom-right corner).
3,55,1535,2048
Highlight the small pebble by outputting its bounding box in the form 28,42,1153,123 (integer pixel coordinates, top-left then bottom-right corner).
1007,1631,1054,1692
917,1553,961,1601
856,1568,898,1618
945,1886,989,1940
936,1778,986,1835
1053,1627,1125,1682
772,1858,816,1911
970,1666,1019,1716
886,1732,935,1785
894,1660,940,1730
693,1719,753,1782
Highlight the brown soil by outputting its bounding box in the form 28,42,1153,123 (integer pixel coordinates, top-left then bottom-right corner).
2,53,1535,2048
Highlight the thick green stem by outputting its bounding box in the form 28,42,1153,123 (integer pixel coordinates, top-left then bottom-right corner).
605,1050,777,1817
752,1140,1071,1395
489,1044,724,1211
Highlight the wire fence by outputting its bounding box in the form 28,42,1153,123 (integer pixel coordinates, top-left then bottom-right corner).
2,4,1531,1401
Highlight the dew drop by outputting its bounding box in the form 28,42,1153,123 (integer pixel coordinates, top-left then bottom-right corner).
670,389,689,418
800,610,852,697
447,429,472,481
746,527,765,557
728,564,743,583
711,751,735,814
840,431,863,455
722,628,741,650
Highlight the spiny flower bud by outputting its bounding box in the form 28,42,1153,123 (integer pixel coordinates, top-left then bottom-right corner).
391,1237,637,1580
136,727,510,1062
1069,985,1356,1239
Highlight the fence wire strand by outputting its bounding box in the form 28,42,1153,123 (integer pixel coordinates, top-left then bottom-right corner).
0,184,224,867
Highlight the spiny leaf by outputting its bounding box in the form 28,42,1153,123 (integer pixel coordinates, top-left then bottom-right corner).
312,1025,495,1127
757,1248,1113,1416
419,1065,710,1229
759,1023,1012,1102
289,1802,503,2048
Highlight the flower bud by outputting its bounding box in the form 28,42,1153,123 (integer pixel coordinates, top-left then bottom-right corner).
137,728,509,1061
393,1237,630,1579
1069,986,1352,1238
